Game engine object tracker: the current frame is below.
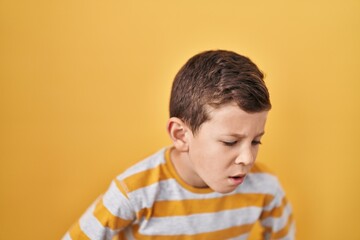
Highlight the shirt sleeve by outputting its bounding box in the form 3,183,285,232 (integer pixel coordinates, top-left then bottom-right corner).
62,179,136,240
259,182,296,240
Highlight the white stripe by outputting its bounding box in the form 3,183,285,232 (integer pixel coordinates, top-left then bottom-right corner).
154,179,230,200
125,227,135,240
117,148,166,180
61,232,71,240
243,173,286,212
79,203,119,240
278,221,295,240
102,181,135,220
138,207,262,235
127,173,283,212
128,179,226,211
261,202,292,232
263,190,285,212
240,173,281,195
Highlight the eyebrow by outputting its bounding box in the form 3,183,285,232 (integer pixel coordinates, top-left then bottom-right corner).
226,132,265,138
256,132,265,138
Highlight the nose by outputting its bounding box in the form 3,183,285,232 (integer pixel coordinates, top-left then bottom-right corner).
234,147,254,166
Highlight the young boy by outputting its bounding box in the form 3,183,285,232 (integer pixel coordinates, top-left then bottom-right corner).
63,50,295,240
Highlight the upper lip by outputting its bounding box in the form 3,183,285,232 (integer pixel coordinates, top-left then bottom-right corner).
229,173,246,178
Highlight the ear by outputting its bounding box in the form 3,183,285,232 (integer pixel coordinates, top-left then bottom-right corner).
167,117,191,152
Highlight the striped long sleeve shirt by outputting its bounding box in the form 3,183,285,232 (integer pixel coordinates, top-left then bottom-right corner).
63,147,295,240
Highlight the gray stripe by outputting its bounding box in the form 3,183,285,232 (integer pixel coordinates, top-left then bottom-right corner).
117,148,166,180
79,202,119,240
278,221,295,240
261,202,293,232
138,207,262,235
127,173,282,212
102,181,135,220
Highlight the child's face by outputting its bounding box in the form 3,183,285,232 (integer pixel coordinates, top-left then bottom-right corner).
186,103,268,193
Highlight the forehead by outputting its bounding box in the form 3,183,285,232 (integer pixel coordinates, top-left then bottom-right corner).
201,104,268,134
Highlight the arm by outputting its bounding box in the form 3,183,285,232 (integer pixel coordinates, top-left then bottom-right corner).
260,183,295,240
63,179,135,240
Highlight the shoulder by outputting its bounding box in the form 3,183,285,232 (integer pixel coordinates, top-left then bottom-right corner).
114,148,168,194
117,148,167,180
108,147,174,215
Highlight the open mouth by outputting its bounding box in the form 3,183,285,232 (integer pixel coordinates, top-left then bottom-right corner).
229,173,246,179
228,174,246,185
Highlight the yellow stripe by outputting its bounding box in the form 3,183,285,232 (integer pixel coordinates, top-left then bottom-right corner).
122,164,171,192
114,179,129,198
264,213,294,239
111,231,127,240
93,199,133,230
137,193,274,218
131,223,254,240
68,221,90,240
260,196,288,219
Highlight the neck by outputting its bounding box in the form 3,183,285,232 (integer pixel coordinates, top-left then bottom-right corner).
170,147,208,188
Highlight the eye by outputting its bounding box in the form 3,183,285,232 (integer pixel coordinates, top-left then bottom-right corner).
222,141,237,146
252,140,262,146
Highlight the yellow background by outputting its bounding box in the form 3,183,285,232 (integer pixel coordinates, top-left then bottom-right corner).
1,0,359,239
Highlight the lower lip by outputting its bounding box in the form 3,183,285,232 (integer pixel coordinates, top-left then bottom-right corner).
228,176,245,185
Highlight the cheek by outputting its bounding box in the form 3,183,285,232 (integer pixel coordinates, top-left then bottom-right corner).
190,147,216,168
200,148,229,170
189,136,227,168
